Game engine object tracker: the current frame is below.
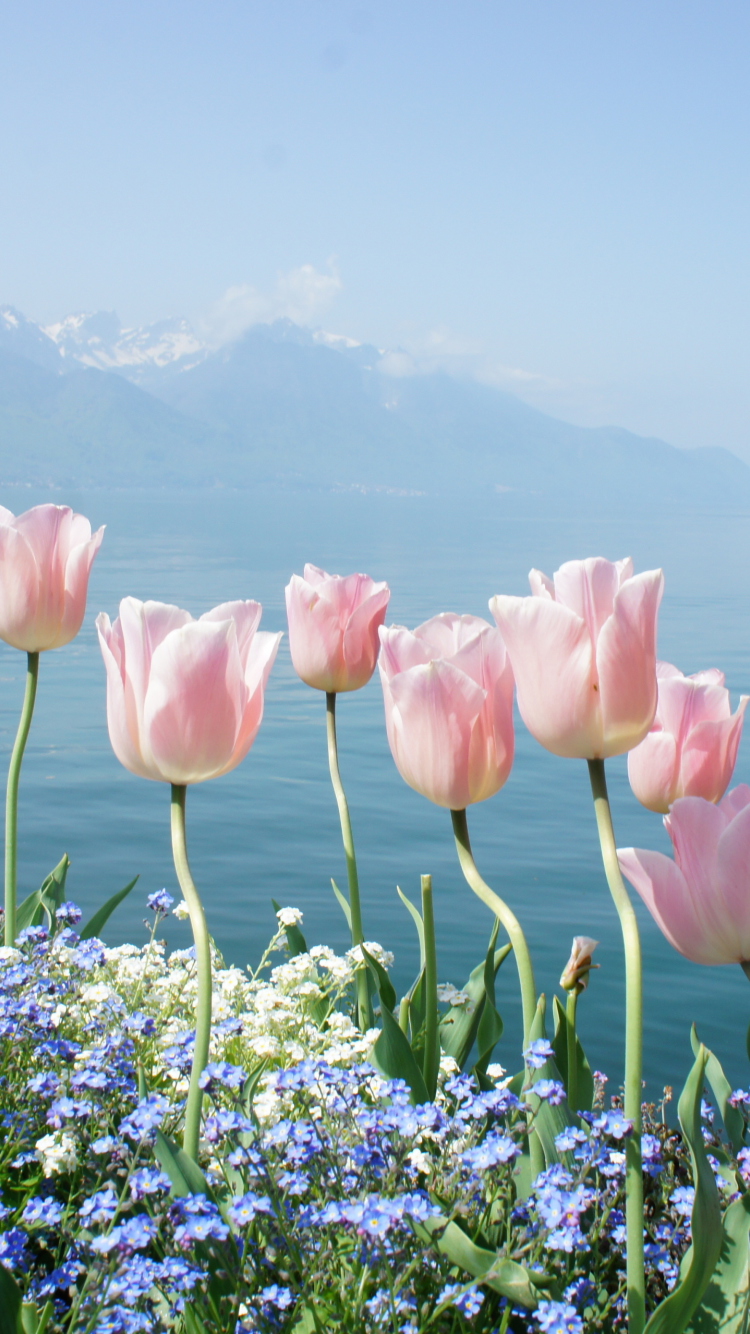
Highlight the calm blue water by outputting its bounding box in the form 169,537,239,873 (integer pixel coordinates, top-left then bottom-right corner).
3,486,750,1098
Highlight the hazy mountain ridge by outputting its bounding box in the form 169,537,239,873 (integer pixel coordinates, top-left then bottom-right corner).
0,306,747,505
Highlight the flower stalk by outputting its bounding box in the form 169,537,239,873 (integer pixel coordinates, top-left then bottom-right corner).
588,758,645,1334
326,692,372,1030
170,784,212,1163
421,874,440,1100
4,651,39,945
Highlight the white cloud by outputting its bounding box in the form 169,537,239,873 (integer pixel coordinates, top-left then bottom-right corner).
202,261,342,346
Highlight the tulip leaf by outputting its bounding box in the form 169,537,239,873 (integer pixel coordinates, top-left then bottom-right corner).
474,931,505,1084
80,876,139,942
525,995,575,1168
397,885,426,971
361,945,397,1015
690,1024,745,1154
20,1303,53,1334
439,919,511,1073
644,1044,724,1334
271,898,308,956
154,1129,216,1200
685,1192,750,1333
413,1215,555,1309
551,994,595,1114
16,854,70,934
0,1265,21,1334
330,878,352,931
365,949,429,1104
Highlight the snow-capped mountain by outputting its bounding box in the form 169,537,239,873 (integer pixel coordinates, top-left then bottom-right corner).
42,311,207,381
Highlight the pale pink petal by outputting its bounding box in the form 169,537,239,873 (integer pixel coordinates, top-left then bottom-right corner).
13,506,70,646
490,593,601,758
302,563,328,587
0,505,15,523
378,625,431,678
56,525,105,648
618,847,721,964
680,704,747,802
341,584,390,690
666,796,728,898
553,557,621,643
96,613,154,780
627,731,678,813
656,661,683,681
719,783,750,820
657,676,731,746
615,557,634,586
0,524,41,651
689,668,725,688
117,599,193,749
200,601,263,661
231,631,282,759
596,568,664,756
713,804,750,961
385,659,486,809
285,574,348,690
529,568,555,599
144,620,245,784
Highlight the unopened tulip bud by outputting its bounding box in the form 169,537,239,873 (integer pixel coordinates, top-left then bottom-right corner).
560,936,599,993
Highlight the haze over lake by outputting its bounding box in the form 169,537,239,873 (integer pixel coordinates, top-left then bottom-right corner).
3,483,749,1097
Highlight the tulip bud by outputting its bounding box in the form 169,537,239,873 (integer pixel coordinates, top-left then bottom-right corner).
560,936,599,994
0,503,104,652
285,565,390,693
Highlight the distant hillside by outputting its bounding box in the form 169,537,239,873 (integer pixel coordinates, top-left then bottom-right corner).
0,308,747,506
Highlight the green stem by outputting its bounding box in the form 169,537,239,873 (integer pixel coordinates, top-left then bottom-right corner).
588,758,644,1334
4,651,39,945
450,808,537,1045
421,874,439,1100
170,784,212,1163
326,692,372,1030
566,988,579,1117
451,808,543,1179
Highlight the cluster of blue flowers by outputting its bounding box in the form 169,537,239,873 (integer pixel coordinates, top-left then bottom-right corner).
0,900,747,1332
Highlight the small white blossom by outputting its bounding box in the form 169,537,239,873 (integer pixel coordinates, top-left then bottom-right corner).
173,900,191,920
276,907,304,929
35,1131,78,1176
436,983,472,1007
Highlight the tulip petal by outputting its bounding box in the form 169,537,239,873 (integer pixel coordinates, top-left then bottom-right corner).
714,804,750,961
490,593,600,758
528,568,554,599
0,523,41,651
384,658,487,808
618,847,721,964
144,620,245,783
117,599,193,749
96,612,154,780
553,557,622,643
200,601,263,660
285,574,347,691
379,625,432,678
719,783,750,820
627,731,678,813
341,585,390,690
596,568,664,756
57,525,105,649
679,704,747,802
232,630,282,759
666,796,728,901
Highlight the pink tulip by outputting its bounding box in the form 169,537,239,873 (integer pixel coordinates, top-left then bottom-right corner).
0,504,104,652
97,598,281,785
627,662,748,813
619,786,750,965
378,613,515,809
490,557,664,760
285,564,390,693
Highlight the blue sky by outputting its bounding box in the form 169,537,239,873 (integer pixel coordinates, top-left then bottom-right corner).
1,2,748,457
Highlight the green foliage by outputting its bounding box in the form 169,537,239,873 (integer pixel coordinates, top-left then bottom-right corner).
645,1044,724,1334
439,924,512,1072
414,1215,555,1310
690,1024,745,1154
271,898,308,956
526,995,575,1168
551,993,595,1114
80,875,138,941
16,854,69,933
364,946,429,1103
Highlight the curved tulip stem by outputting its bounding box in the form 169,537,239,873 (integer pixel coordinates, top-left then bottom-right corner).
4,652,39,946
565,989,579,1117
170,784,212,1163
326,692,372,1030
451,808,537,1046
421,875,440,1100
588,759,644,1334
451,808,542,1177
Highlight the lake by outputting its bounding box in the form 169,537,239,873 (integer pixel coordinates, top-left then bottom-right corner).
3,485,750,1099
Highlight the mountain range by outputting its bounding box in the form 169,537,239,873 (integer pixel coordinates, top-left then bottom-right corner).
0,304,747,505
